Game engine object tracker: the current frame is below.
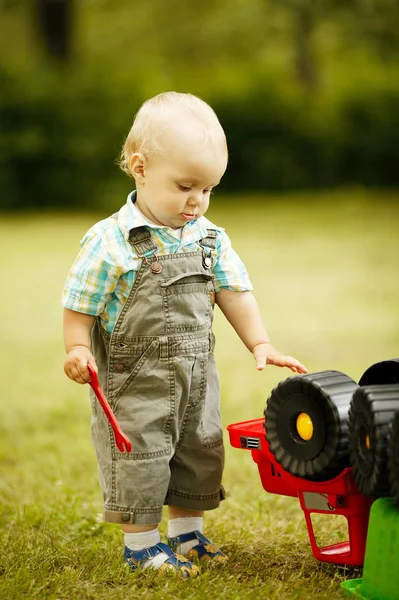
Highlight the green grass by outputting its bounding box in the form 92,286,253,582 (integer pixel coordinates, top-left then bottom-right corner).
1,190,398,599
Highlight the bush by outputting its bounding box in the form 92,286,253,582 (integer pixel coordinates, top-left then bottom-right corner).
1,65,398,210
215,84,399,192
0,66,134,210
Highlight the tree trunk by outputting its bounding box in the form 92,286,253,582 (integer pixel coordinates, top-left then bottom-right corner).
293,4,318,89
36,0,73,61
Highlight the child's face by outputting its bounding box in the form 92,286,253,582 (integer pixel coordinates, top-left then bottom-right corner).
131,129,227,229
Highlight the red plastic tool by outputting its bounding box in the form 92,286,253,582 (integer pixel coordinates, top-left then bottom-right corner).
87,364,132,452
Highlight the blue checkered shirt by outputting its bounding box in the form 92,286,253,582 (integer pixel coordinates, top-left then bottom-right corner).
62,192,253,333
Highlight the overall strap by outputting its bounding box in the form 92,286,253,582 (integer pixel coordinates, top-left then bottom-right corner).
128,227,158,256
109,214,158,257
199,229,218,270
199,229,217,251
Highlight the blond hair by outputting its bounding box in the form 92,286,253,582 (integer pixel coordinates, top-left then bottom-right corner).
119,92,227,177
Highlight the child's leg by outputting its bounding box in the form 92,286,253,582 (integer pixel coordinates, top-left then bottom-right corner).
122,524,160,551
167,507,204,554
168,507,204,519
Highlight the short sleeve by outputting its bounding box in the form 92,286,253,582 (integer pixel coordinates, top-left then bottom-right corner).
62,229,121,316
213,230,253,293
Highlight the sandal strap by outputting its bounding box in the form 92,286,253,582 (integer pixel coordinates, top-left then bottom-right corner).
124,542,173,565
164,553,192,568
168,529,208,547
168,530,227,563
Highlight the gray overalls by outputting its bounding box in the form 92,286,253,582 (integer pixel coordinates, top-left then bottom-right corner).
89,226,225,525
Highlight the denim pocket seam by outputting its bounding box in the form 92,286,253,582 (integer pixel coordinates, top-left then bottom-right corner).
108,339,159,406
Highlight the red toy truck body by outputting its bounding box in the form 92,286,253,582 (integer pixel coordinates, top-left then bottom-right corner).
227,417,373,567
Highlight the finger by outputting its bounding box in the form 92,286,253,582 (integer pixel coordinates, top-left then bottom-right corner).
286,360,307,374
64,361,81,382
267,355,307,373
256,356,267,371
76,361,91,383
285,357,307,373
87,357,98,373
65,367,76,382
70,365,88,385
265,355,283,367
87,357,98,382
64,363,73,379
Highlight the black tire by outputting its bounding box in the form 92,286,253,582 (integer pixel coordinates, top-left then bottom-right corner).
265,371,358,481
348,385,399,497
359,358,399,386
388,403,399,508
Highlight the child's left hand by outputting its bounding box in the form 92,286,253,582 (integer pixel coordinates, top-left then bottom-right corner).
253,342,307,373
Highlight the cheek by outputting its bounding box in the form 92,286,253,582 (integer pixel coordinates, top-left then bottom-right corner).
164,192,185,211
202,196,211,211
176,191,188,204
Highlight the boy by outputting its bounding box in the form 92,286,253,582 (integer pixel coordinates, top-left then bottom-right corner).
62,92,307,578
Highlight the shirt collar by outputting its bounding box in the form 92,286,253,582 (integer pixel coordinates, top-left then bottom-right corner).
117,191,222,245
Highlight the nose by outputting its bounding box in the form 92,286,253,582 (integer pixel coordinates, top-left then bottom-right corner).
187,191,202,206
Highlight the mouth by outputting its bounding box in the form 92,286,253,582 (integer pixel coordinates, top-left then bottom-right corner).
180,213,197,221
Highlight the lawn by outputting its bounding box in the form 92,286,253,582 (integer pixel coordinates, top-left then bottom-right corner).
1,191,398,600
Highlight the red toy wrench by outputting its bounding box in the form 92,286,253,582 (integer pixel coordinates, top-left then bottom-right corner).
87,364,132,453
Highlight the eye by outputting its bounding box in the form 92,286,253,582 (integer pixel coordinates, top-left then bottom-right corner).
203,189,213,195
178,184,191,191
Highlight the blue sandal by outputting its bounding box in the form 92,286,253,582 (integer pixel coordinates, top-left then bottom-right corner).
124,542,200,578
168,530,228,564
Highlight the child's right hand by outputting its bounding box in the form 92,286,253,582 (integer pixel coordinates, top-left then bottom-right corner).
64,346,98,384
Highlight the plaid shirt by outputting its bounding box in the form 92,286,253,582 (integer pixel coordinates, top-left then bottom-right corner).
62,192,253,333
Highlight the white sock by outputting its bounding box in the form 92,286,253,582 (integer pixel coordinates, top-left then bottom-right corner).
124,529,167,570
168,517,203,555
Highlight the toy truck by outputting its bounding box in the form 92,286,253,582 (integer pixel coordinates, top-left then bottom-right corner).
227,359,399,568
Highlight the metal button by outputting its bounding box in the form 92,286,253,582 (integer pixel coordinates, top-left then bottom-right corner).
150,260,162,274
115,363,125,373
203,255,212,269
121,513,130,523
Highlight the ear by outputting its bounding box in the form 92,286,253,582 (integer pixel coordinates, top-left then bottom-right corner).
129,153,146,184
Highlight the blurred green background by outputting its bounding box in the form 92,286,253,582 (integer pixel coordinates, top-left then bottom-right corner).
1,0,399,210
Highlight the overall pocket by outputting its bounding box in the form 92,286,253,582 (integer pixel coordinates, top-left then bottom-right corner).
108,339,159,405
108,339,174,457
159,271,215,333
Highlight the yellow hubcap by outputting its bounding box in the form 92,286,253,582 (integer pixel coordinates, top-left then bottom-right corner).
296,412,313,441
